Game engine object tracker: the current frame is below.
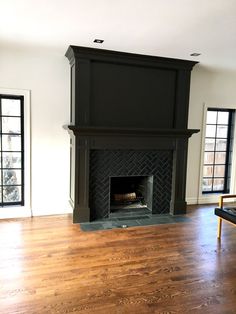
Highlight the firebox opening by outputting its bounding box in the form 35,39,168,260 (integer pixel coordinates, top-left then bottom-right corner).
109,176,153,214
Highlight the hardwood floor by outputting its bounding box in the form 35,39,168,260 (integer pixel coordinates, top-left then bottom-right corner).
0,205,236,314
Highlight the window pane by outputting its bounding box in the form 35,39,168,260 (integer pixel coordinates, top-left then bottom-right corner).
213,178,224,191
3,186,21,203
3,169,21,185
2,135,21,151
206,111,217,124
214,165,225,177
2,117,21,134
205,139,215,151
202,178,212,191
206,125,216,137
217,112,229,124
203,109,234,194
2,152,21,168
217,125,228,138
0,95,24,206
1,99,21,116
215,152,226,164
204,152,214,164
216,139,227,151
203,165,213,177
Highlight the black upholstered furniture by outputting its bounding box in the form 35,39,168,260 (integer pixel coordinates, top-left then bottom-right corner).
215,194,236,239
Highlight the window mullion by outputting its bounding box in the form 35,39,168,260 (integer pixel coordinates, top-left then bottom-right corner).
0,98,2,206
0,94,24,206
203,108,234,194
211,111,218,192
224,110,233,192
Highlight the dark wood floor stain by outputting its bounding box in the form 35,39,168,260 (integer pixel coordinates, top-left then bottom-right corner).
0,204,236,313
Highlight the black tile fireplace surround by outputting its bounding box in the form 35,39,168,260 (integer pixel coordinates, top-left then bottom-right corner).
65,46,199,223
89,149,172,220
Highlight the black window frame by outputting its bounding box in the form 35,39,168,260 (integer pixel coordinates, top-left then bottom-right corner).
202,108,234,194
0,94,24,206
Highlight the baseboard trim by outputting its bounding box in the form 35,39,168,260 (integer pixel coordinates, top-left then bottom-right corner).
186,196,218,205
187,194,236,205
186,197,198,205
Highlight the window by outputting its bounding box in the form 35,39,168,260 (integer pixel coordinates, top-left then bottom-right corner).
0,95,24,206
202,108,234,193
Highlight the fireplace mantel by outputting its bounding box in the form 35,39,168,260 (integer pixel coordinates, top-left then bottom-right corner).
65,45,199,223
65,125,199,138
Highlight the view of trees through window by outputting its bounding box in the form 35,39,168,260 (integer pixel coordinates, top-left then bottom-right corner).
0,95,24,206
202,108,234,193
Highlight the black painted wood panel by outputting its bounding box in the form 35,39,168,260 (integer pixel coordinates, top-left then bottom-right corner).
90,61,176,128
65,46,199,223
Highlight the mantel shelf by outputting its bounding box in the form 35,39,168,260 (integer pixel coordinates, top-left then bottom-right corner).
64,125,200,138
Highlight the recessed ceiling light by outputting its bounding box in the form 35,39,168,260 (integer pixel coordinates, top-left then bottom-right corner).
93,39,104,44
190,53,201,56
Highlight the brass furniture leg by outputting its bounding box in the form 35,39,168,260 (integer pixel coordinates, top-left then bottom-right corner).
217,217,222,239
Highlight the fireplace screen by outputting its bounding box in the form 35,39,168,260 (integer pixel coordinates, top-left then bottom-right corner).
109,176,153,213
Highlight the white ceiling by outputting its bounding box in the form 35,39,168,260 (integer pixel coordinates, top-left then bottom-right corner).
1,0,236,70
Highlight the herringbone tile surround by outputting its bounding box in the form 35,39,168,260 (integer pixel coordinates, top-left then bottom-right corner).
89,150,172,220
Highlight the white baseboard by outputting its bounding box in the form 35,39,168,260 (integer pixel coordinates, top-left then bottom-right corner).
186,197,198,205
197,195,219,204
0,206,31,219
187,196,219,205
31,207,73,217
0,206,73,220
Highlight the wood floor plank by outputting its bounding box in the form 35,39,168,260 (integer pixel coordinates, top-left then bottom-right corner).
0,204,236,313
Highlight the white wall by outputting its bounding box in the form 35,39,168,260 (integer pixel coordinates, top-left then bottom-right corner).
1,45,236,217
187,65,236,204
0,45,71,217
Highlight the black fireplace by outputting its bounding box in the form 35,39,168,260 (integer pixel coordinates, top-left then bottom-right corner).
65,46,199,223
109,175,153,214
89,149,173,220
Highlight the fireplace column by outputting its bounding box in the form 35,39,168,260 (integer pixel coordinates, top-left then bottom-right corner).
170,138,188,215
73,137,90,223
